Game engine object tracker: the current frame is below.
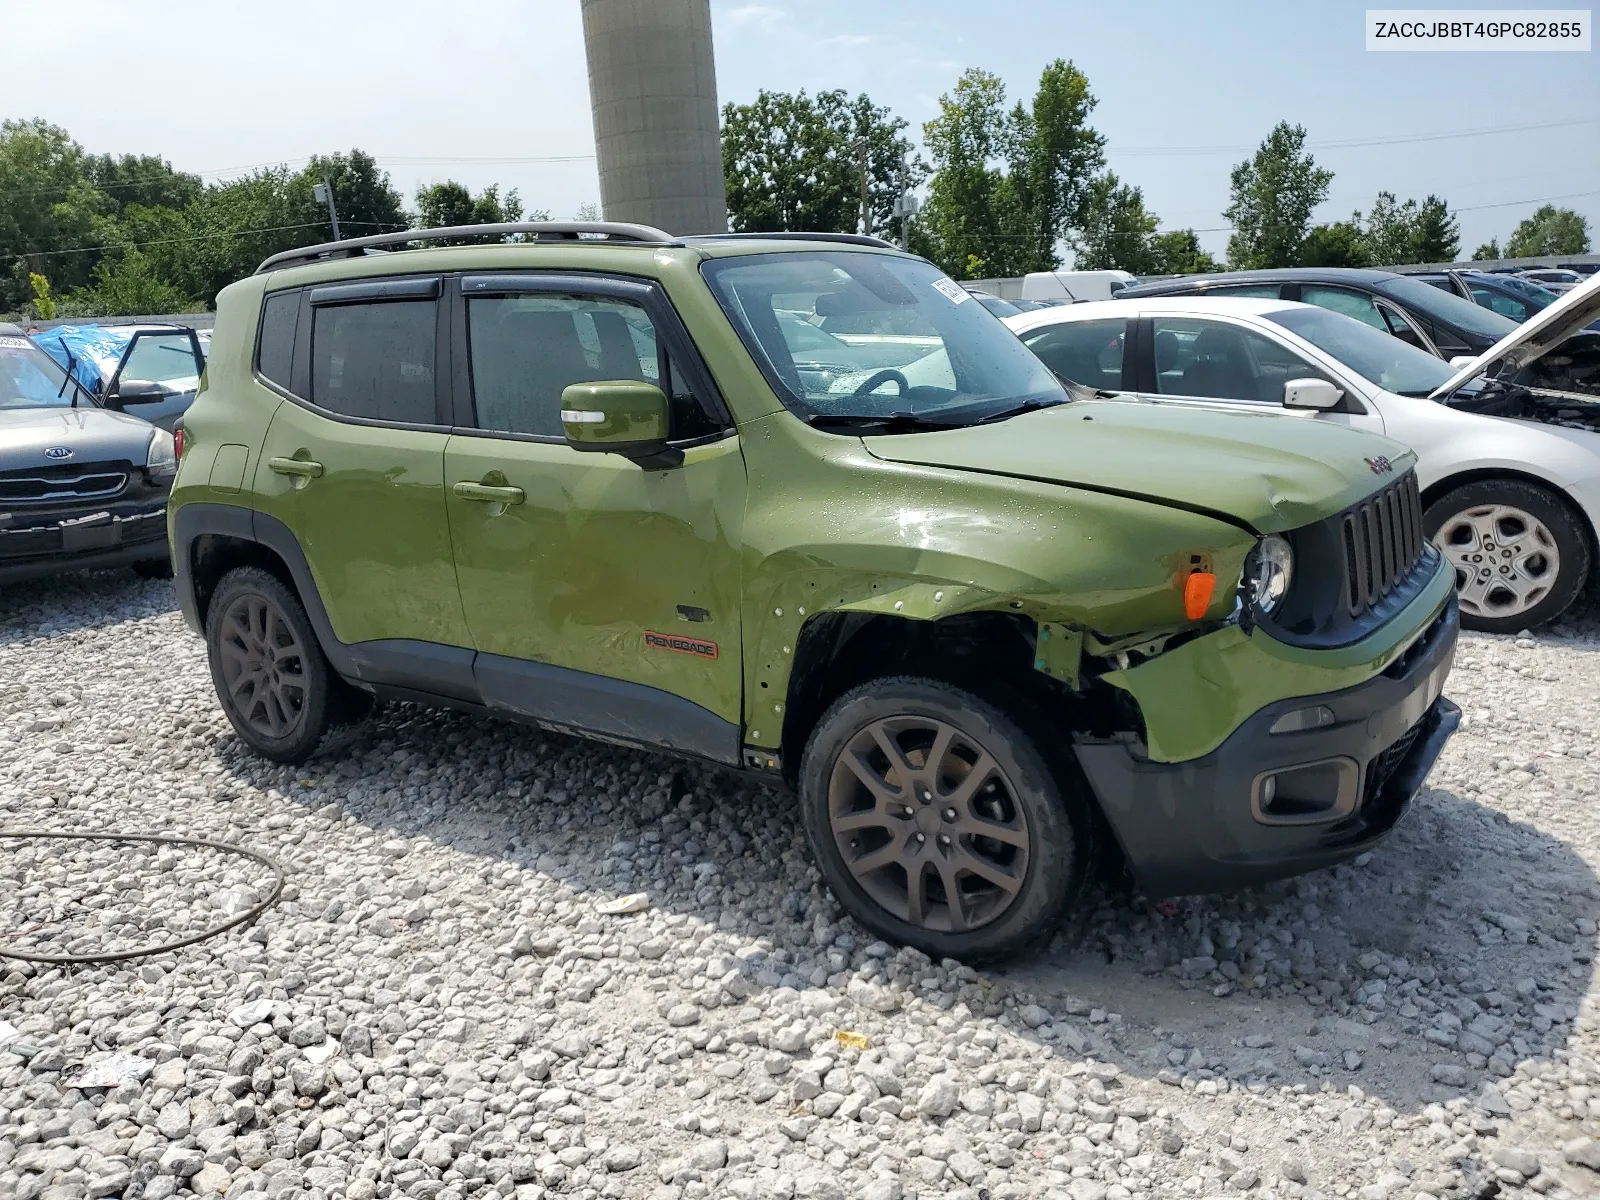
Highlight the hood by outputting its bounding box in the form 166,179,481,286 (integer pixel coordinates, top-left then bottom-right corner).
0,406,158,470
861,398,1416,534
1431,270,1600,399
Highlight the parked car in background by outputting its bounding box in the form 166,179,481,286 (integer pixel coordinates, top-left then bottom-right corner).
1021,270,1136,303
964,292,1025,317
1006,277,1600,633
0,323,176,584
29,323,207,432
1119,268,1519,362
1518,268,1584,293
1558,263,1599,278
1412,269,1559,322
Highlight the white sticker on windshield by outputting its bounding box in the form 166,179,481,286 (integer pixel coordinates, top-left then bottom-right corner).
0,337,32,349
931,277,971,305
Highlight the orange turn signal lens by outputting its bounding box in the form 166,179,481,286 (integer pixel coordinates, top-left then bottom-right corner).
1183,571,1216,620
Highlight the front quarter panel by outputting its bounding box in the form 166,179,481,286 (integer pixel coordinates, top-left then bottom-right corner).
738,413,1254,747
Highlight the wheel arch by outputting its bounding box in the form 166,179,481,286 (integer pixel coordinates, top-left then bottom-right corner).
1420,467,1599,580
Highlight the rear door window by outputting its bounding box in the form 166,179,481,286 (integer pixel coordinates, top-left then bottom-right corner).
1300,285,1386,331
1205,284,1286,299
310,300,437,424
1019,319,1126,390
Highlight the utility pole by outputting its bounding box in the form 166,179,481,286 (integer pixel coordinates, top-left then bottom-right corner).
891,153,920,250
312,178,342,241
857,139,871,238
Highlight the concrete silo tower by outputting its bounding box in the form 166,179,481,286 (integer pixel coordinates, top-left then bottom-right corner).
580,0,729,235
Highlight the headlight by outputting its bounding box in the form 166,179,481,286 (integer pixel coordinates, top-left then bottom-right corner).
146,428,176,473
1243,535,1293,615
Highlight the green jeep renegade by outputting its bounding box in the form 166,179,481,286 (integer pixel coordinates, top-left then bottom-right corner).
169,222,1460,959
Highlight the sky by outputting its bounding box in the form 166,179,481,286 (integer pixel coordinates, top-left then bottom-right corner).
5,0,1597,263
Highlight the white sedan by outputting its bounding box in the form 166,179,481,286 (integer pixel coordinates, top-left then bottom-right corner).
1004,280,1600,633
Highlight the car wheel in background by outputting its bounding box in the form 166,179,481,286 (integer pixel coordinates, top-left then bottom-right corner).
797,676,1093,961
1424,479,1590,634
204,566,367,762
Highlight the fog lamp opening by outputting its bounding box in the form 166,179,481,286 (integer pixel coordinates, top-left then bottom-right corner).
1251,757,1360,826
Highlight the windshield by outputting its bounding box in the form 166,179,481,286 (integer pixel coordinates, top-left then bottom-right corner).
701,251,1065,427
1379,275,1521,340
0,336,84,410
1265,305,1456,397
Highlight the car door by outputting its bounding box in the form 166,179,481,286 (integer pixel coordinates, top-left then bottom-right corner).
442,272,746,761
252,276,471,656
104,329,205,430
1137,313,1384,434
1016,317,1129,391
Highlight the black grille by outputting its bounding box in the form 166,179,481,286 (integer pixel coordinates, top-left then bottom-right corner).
1340,472,1424,616
0,460,131,504
1364,718,1424,802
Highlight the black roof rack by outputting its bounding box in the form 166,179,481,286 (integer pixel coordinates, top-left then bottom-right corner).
684,232,900,250
256,221,676,274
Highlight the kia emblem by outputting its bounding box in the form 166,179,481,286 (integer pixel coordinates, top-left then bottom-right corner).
1365,455,1393,475
43,447,72,460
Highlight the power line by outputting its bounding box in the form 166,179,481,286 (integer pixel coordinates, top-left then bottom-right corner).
1112,116,1599,157
0,220,410,267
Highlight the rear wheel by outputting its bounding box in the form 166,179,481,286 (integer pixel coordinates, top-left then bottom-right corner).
1424,480,1589,633
798,676,1091,961
205,566,369,762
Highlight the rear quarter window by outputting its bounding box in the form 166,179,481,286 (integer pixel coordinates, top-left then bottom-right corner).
256,291,299,390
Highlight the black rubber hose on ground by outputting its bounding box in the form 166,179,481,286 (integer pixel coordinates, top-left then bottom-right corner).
0,830,284,965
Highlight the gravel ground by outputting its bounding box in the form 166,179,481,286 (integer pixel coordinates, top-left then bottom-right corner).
1,572,1599,1200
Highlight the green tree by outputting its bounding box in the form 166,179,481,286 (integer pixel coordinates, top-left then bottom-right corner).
1301,220,1371,268
0,119,106,310
1148,230,1219,275
29,273,56,319
71,247,197,316
1411,195,1460,262
1361,192,1417,266
296,150,408,240
414,180,537,243
1074,173,1158,272
917,62,1104,278
85,153,201,217
722,89,924,235
1006,59,1105,272
1471,237,1501,261
1223,122,1332,269
1505,205,1591,257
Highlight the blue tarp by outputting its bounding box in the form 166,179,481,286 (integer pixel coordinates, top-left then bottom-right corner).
29,325,134,395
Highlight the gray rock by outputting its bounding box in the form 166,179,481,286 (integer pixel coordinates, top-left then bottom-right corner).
917,1075,960,1118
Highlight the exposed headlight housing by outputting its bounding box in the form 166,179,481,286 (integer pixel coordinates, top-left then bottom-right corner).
146,428,176,474
1243,535,1293,615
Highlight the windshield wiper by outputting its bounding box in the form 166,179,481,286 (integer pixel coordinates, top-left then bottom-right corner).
804,411,967,434
974,396,1074,424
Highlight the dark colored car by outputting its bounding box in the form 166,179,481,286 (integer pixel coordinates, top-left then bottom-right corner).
30,323,207,432
1120,267,1519,361
0,323,176,584
1411,269,1600,330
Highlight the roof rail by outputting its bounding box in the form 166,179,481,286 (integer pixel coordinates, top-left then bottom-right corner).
256,221,676,274
684,232,900,250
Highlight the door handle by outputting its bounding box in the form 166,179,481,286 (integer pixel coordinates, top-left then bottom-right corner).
267,457,324,479
453,481,525,505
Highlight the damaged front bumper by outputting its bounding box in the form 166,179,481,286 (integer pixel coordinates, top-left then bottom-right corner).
1074,560,1459,897
0,497,169,583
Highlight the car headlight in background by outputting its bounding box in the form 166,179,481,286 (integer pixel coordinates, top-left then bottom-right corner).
1243,535,1293,615
146,428,176,474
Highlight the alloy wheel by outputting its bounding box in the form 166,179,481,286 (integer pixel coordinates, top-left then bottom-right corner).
826,715,1031,934
216,593,309,739
1434,503,1561,622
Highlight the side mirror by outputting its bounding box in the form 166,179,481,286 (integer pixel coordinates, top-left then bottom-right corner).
108,379,168,407
1282,378,1343,411
560,380,683,469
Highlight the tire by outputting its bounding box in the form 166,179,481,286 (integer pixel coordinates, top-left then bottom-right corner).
131,557,174,580
204,566,370,763
1424,479,1590,634
797,675,1093,962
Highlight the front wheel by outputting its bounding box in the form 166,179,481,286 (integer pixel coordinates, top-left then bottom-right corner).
797,676,1092,962
1424,480,1589,634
